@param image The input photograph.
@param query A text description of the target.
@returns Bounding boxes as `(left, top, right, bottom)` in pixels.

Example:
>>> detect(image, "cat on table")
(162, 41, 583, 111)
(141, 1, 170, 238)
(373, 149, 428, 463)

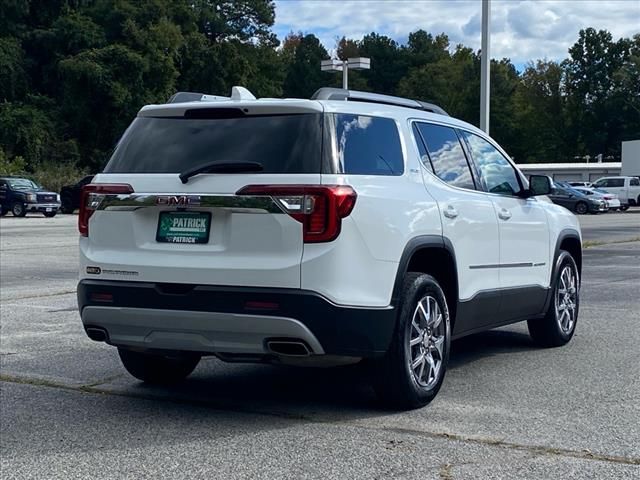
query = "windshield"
(104, 113, 323, 174)
(7, 179, 40, 190)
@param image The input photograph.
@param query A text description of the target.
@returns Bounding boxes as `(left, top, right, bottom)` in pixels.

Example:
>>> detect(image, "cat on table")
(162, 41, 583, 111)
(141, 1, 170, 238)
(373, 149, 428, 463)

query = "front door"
(459, 130, 550, 321)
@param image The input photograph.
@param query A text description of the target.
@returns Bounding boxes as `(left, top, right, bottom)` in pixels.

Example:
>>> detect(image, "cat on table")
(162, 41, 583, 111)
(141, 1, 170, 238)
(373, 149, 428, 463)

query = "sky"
(273, 0, 640, 66)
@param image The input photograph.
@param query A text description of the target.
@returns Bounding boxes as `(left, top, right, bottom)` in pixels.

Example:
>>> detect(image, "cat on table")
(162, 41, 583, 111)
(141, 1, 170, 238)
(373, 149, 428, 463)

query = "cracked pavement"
(1, 214, 639, 479)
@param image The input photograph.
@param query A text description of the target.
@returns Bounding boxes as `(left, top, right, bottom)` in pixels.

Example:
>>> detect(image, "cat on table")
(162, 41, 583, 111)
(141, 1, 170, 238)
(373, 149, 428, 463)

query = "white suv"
(77, 87, 582, 409)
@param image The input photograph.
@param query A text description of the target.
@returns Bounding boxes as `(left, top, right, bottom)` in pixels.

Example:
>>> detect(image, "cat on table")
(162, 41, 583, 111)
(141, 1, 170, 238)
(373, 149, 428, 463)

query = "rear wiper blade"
(179, 161, 263, 184)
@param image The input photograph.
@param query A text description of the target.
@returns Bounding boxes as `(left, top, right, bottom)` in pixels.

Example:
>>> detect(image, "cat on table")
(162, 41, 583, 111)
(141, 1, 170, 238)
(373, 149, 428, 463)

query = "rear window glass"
(330, 114, 403, 175)
(630, 177, 639, 186)
(103, 113, 323, 174)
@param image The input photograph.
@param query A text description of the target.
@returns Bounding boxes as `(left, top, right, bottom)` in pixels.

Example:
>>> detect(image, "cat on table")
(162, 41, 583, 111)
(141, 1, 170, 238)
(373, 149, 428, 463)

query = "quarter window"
(415, 123, 475, 190)
(333, 114, 404, 175)
(460, 131, 521, 196)
(411, 123, 433, 173)
(631, 178, 639, 186)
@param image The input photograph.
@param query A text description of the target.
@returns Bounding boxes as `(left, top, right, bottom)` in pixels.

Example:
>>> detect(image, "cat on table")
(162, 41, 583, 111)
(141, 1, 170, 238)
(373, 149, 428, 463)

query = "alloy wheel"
(555, 265, 578, 334)
(408, 295, 445, 389)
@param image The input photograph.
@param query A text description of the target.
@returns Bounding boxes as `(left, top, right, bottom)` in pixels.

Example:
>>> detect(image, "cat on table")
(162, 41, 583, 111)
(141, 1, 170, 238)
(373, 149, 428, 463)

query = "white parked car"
(572, 187, 621, 211)
(592, 176, 640, 210)
(77, 87, 583, 409)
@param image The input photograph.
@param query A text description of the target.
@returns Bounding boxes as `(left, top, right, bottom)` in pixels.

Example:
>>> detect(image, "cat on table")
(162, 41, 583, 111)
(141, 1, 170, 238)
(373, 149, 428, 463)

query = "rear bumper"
(77, 280, 396, 357)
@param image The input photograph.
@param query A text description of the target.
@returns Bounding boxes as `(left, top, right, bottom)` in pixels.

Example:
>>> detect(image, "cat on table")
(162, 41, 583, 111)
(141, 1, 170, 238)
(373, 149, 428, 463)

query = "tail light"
(236, 185, 357, 243)
(79, 183, 134, 236)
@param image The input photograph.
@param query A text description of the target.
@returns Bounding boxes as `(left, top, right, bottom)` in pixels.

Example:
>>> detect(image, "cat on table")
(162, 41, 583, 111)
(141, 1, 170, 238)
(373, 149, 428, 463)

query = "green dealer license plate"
(156, 211, 211, 244)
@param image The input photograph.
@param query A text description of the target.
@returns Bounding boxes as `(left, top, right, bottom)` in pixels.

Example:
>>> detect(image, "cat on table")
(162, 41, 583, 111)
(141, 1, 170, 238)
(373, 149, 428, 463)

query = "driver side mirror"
(528, 175, 552, 196)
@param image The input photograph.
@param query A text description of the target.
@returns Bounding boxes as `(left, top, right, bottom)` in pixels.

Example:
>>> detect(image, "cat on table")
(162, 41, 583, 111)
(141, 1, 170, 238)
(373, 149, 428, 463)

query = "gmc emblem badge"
(156, 195, 201, 206)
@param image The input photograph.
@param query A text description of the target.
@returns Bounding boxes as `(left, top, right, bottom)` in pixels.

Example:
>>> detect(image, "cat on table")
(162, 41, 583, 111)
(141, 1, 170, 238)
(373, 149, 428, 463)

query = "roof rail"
(311, 88, 448, 116)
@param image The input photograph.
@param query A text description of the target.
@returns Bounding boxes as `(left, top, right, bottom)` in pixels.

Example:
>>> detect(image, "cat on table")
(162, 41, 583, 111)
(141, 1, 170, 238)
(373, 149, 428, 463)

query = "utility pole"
(480, 0, 491, 134)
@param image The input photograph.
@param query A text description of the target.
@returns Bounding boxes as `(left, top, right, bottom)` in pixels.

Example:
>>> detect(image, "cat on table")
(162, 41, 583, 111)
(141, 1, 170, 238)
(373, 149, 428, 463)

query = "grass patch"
(583, 237, 640, 249)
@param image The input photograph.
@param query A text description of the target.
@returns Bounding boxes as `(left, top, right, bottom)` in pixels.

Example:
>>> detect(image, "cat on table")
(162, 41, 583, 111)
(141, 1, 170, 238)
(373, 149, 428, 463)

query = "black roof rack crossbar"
(311, 88, 448, 116)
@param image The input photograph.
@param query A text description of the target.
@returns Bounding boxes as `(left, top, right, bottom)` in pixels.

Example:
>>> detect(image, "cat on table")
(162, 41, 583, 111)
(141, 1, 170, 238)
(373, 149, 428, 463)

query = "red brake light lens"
(79, 183, 134, 237)
(236, 185, 357, 243)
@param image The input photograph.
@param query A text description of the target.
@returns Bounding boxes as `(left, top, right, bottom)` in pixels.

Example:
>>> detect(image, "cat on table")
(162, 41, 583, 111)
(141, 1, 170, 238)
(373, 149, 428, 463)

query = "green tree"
(511, 61, 567, 163)
(282, 34, 328, 98)
(358, 33, 407, 95)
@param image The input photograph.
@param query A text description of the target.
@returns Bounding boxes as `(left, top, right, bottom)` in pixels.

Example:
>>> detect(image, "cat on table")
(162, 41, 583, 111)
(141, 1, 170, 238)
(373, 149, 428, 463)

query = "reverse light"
(79, 183, 134, 236)
(236, 185, 357, 243)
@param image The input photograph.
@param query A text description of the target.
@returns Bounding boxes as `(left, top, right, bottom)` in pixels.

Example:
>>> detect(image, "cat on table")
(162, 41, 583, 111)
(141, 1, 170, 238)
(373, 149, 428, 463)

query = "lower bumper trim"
(78, 280, 396, 357)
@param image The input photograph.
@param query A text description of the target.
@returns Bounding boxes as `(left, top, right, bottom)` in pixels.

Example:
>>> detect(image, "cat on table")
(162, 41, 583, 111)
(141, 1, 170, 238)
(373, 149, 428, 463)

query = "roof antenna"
(231, 86, 256, 101)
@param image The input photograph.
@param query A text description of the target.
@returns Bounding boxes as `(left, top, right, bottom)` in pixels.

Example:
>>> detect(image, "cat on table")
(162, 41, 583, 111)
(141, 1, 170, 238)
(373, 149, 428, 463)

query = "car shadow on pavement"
(106, 328, 537, 417)
(448, 328, 535, 370)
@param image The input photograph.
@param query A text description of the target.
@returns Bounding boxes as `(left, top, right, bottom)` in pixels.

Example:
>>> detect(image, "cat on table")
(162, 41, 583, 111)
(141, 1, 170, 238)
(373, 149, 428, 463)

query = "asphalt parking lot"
(1, 213, 639, 479)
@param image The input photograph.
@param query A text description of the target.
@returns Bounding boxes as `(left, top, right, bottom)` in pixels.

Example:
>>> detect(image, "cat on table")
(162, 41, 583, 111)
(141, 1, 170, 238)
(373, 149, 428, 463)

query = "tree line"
(1, 0, 638, 184)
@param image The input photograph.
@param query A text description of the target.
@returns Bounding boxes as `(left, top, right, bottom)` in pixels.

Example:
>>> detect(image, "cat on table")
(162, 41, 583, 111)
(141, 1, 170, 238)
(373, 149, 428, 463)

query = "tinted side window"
(460, 131, 521, 196)
(333, 114, 403, 175)
(631, 178, 640, 186)
(606, 178, 624, 187)
(415, 123, 475, 190)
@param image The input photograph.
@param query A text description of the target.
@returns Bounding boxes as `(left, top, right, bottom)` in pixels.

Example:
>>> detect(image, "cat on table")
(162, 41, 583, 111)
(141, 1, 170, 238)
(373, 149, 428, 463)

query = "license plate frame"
(156, 211, 211, 244)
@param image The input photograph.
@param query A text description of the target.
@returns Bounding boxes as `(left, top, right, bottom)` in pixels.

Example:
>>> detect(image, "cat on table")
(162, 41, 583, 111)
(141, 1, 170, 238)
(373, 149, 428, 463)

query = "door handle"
(443, 205, 458, 219)
(498, 208, 512, 220)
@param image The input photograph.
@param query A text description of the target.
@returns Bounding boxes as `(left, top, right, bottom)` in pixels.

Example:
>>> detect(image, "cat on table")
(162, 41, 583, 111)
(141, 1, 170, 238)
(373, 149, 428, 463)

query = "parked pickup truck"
(0, 176, 61, 217)
(592, 176, 640, 210)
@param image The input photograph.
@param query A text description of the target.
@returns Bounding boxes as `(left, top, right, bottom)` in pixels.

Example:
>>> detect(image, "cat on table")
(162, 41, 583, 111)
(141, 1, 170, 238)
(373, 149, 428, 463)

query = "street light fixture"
(321, 57, 371, 90)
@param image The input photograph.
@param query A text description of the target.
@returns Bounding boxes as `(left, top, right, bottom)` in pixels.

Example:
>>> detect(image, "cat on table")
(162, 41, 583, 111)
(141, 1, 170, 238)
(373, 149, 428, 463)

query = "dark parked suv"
(60, 175, 94, 214)
(0, 177, 61, 217)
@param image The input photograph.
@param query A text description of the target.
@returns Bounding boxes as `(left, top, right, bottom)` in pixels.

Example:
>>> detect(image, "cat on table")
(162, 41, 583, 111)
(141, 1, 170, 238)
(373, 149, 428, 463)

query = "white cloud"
(274, 0, 640, 64)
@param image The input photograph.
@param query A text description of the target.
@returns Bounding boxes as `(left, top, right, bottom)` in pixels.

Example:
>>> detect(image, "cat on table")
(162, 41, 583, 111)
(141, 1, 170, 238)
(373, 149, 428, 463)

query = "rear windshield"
(104, 113, 323, 174)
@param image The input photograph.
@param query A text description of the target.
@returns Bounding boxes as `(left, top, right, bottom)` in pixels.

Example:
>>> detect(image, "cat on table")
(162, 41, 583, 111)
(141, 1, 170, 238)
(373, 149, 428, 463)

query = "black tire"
(43, 211, 57, 218)
(620, 204, 629, 211)
(528, 251, 579, 348)
(574, 201, 588, 215)
(11, 201, 26, 217)
(371, 273, 451, 410)
(0, 208, 7, 216)
(118, 348, 201, 384)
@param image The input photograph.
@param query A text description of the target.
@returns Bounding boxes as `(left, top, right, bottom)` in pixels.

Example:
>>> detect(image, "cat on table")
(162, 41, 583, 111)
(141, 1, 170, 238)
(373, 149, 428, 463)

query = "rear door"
(413, 121, 501, 333)
(82, 103, 324, 288)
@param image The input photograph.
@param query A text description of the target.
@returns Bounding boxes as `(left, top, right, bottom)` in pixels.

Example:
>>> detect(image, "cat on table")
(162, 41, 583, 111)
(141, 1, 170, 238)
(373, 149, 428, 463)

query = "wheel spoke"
(426, 353, 436, 382)
(410, 335, 422, 347)
(417, 357, 426, 382)
(411, 318, 421, 334)
(412, 352, 425, 370)
(418, 300, 430, 326)
(431, 336, 445, 359)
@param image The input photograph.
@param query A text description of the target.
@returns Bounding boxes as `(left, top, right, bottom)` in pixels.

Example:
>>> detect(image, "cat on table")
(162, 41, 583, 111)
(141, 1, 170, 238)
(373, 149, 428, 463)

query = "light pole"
(480, 0, 491, 134)
(321, 57, 371, 90)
